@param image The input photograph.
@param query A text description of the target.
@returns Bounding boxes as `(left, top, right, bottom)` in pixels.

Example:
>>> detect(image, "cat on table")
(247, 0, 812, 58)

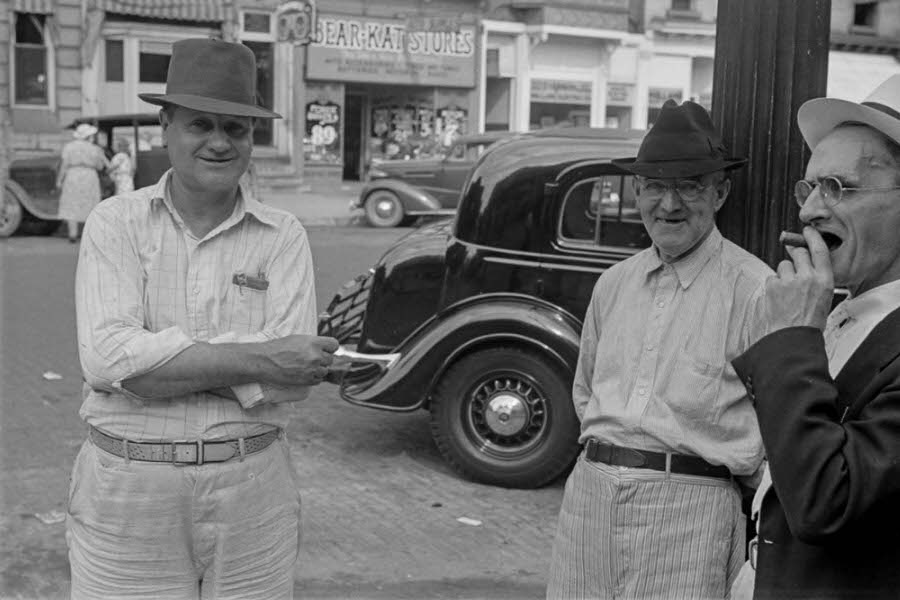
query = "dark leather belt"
(584, 439, 732, 480)
(89, 426, 280, 465)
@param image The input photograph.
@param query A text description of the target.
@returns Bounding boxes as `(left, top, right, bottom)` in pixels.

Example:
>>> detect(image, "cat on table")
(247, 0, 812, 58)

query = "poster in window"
(305, 100, 341, 163)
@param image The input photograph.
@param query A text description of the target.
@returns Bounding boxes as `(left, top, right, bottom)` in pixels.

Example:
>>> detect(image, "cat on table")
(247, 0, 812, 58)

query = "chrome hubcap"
(468, 376, 548, 453)
(484, 393, 528, 436)
(375, 199, 396, 218)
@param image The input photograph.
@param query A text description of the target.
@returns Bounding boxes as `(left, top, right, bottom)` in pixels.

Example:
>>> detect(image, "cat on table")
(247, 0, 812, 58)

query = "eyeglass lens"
(641, 180, 706, 201)
(794, 177, 841, 207)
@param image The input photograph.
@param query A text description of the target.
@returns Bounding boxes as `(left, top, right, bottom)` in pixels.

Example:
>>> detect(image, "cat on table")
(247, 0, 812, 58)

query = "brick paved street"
(0, 229, 566, 600)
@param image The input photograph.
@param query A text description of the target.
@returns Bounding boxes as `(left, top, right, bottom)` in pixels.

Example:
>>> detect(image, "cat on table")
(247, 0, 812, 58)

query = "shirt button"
(645, 344, 654, 351)
(637, 386, 647, 396)
(657, 301, 665, 308)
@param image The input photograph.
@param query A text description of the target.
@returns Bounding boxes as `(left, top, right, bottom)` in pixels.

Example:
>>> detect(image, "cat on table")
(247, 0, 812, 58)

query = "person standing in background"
(107, 137, 134, 195)
(56, 123, 108, 243)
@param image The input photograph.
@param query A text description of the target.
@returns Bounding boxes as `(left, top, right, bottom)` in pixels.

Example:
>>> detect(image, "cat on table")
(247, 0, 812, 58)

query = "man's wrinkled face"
(160, 106, 252, 195)
(799, 125, 900, 296)
(635, 172, 730, 262)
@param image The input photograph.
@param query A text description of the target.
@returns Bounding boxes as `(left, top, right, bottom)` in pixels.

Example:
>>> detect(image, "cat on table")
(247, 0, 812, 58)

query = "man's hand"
(764, 226, 834, 332)
(259, 334, 340, 386)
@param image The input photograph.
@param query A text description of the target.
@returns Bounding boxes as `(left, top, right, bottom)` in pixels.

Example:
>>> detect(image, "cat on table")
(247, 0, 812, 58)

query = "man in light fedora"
(68, 38, 338, 598)
(729, 74, 900, 599)
(546, 99, 773, 599)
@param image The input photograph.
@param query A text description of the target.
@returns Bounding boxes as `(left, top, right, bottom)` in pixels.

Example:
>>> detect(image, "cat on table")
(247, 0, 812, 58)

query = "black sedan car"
(320, 127, 648, 488)
(353, 131, 514, 227)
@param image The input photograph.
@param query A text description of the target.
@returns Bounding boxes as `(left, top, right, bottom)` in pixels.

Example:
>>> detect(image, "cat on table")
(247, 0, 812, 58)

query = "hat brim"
(139, 93, 281, 119)
(610, 157, 747, 178)
(798, 97, 900, 150)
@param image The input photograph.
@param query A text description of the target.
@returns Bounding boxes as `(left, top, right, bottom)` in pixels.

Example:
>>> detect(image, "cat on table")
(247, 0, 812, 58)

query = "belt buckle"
(170, 440, 202, 465)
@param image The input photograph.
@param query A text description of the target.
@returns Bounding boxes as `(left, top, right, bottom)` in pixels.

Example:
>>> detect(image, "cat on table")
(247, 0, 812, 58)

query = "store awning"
(12, 0, 55, 14)
(99, 0, 229, 22)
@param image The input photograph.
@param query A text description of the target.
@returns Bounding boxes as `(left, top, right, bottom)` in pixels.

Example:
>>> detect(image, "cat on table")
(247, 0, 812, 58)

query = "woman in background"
(108, 137, 134, 195)
(56, 123, 108, 243)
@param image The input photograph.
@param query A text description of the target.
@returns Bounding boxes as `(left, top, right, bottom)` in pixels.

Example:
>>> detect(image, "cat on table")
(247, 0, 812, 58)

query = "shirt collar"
(150, 169, 279, 231)
(643, 227, 723, 289)
(840, 278, 900, 321)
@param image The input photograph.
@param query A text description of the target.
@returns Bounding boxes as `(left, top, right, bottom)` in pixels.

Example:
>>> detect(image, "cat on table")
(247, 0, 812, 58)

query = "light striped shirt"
(575, 227, 773, 476)
(75, 170, 317, 441)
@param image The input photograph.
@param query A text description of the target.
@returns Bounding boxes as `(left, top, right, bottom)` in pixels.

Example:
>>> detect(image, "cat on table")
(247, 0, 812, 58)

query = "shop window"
(13, 13, 50, 106)
(671, 0, 692, 10)
(243, 12, 272, 34)
(243, 41, 275, 146)
(105, 40, 124, 83)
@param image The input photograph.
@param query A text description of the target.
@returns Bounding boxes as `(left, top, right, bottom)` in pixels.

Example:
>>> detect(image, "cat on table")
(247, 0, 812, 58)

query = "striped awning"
(12, 0, 55, 13)
(99, 0, 229, 22)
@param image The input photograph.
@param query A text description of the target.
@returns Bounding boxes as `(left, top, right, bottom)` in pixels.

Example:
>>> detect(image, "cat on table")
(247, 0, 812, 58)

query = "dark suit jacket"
(732, 307, 900, 600)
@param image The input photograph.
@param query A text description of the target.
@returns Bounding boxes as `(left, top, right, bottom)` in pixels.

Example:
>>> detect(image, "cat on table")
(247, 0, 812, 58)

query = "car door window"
(560, 175, 650, 249)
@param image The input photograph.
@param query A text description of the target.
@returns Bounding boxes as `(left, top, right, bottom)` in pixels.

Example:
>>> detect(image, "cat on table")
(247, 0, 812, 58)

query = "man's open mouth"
(820, 231, 843, 250)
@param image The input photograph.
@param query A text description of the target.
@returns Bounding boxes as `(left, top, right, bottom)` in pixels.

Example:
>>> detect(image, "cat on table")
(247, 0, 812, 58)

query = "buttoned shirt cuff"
(207, 331, 266, 408)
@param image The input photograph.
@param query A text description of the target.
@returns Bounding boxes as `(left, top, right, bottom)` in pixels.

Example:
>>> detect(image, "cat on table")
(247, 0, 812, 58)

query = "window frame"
(557, 174, 644, 250)
(10, 11, 56, 110)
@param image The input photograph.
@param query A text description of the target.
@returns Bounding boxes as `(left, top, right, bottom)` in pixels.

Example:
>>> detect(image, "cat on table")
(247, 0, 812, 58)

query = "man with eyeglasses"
(729, 75, 900, 599)
(547, 100, 773, 599)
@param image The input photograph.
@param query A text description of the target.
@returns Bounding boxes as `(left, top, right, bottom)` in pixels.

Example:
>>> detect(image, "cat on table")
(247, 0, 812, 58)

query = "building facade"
(3, 0, 900, 192)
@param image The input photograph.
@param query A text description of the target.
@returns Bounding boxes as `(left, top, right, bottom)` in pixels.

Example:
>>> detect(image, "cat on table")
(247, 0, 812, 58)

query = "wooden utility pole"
(712, 0, 832, 267)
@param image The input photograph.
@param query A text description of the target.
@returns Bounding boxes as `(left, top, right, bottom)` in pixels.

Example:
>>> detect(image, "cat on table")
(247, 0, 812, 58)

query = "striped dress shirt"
(575, 227, 773, 477)
(75, 171, 317, 442)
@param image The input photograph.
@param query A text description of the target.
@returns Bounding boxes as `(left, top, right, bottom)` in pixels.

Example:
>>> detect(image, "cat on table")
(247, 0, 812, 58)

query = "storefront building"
(304, 9, 480, 181)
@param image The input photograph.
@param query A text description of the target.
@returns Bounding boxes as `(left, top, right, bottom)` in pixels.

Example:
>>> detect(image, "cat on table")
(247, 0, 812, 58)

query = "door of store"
(343, 93, 364, 180)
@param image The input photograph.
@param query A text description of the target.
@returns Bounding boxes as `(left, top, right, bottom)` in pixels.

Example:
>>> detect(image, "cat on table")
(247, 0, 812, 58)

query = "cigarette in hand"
(779, 231, 807, 248)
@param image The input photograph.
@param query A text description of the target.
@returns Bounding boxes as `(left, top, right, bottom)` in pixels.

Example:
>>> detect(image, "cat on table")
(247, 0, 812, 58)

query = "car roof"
(66, 113, 160, 129)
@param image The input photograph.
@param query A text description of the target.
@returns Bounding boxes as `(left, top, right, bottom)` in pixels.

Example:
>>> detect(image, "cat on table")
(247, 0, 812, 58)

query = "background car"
(1, 113, 167, 238)
(320, 127, 650, 488)
(353, 131, 515, 228)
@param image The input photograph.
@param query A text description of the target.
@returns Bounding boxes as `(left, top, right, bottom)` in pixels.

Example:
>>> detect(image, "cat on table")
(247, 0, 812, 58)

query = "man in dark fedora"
(546, 99, 773, 599)
(68, 38, 338, 598)
(729, 74, 900, 599)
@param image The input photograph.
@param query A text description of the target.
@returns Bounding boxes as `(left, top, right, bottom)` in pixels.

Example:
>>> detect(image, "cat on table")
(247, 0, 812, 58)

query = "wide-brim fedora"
(798, 74, 900, 150)
(612, 99, 746, 178)
(139, 38, 281, 119)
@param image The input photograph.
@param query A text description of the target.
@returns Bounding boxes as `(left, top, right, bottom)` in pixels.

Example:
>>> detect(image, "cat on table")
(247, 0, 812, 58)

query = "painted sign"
(306, 14, 477, 87)
(276, 0, 316, 45)
(530, 79, 592, 105)
(648, 87, 683, 107)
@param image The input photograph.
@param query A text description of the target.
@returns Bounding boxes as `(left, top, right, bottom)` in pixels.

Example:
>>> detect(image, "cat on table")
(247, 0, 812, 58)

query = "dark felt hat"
(612, 100, 745, 178)
(139, 38, 281, 119)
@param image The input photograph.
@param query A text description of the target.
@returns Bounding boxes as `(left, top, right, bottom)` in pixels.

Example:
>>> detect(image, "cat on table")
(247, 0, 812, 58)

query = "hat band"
(862, 101, 900, 122)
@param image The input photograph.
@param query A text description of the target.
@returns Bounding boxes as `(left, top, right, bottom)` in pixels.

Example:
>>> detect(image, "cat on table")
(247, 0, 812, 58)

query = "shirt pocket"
(227, 284, 268, 334)
(664, 352, 725, 424)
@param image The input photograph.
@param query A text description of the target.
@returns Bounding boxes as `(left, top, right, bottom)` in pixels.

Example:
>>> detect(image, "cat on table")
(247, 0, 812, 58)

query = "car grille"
(317, 270, 373, 345)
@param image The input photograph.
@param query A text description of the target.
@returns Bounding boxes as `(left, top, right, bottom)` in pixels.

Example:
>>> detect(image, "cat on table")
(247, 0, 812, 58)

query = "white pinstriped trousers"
(547, 456, 745, 600)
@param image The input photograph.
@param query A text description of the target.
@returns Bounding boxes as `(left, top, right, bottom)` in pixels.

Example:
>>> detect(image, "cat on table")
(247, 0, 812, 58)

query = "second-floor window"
(853, 2, 878, 29)
(671, 0, 693, 11)
(13, 12, 49, 106)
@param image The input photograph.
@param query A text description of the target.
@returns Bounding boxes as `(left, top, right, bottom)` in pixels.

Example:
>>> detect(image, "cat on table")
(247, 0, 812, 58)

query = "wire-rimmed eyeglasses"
(636, 177, 712, 203)
(794, 176, 900, 208)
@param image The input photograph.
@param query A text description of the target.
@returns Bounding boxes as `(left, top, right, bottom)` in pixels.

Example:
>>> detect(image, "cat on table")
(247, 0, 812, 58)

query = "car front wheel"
(364, 190, 404, 228)
(429, 347, 581, 488)
(0, 181, 24, 238)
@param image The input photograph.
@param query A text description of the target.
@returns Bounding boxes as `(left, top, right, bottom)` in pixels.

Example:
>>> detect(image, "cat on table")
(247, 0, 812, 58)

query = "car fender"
(359, 179, 442, 213)
(339, 293, 582, 411)
(5, 178, 59, 220)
